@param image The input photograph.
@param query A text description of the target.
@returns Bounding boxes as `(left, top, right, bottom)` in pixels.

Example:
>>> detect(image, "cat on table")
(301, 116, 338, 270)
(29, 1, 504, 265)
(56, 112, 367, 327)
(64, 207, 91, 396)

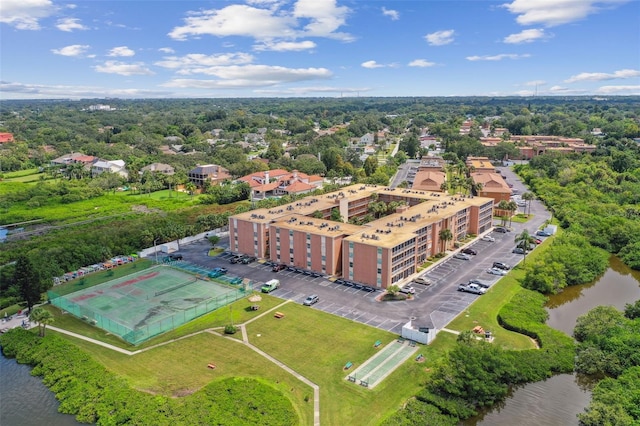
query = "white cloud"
(94, 61, 154, 76)
(595, 85, 640, 94)
(425, 29, 455, 46)
(466, 53, 530, 61)
(169, 1, 353, 42)
(361, 61, 383, 69)
(502, 0, 630, 27)
(107, 46, 135, 57)
(523, 80, 546, 86)
(565, 69, 640, 83)
(255, 86, 370, 95)
(159, 47, 175, 54)
(0, 0, 54, 30)
(547, 85, 587, 94)
(253, 40, 316, 51)
(51, 44, 90, 57)
(293, 0, 352, 40)
(56, 17, 88, 32)
(162, 65, 332, 89)
(503, 28, 547, 44)
(155, 53, 254, 74)
(0, 81, 173, 99)
(382, 7, 399, 20)
(408, 59, 436, 68)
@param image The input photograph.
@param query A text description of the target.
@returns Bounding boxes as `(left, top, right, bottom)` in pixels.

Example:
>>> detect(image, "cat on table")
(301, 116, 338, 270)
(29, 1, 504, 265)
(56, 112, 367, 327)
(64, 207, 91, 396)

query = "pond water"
(0, 354, 81, 426)
(463, 256, 640, 425)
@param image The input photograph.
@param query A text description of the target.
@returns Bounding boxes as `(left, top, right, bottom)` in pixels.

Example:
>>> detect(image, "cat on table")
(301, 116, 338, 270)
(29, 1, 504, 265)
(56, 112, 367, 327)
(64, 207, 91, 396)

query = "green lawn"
(57, 331, 314, 425)
(245, 303, 428, 426)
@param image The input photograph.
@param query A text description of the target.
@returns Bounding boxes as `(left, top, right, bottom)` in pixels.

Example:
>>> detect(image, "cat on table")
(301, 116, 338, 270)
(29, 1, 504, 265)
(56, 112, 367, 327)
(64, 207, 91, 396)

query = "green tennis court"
(49, 265, 247, 345)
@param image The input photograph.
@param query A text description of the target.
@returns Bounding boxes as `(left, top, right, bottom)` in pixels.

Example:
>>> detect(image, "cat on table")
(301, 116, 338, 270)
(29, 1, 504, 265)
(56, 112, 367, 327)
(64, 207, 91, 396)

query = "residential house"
(50, 152, 96, 167)
(188, 164, 230, 187)
(140, 163, 175, 176)
(238, 169, 323, 199)
(0, 133, 14, 144)
(92, 159, 128, 178)
(471, 172, 511, 204)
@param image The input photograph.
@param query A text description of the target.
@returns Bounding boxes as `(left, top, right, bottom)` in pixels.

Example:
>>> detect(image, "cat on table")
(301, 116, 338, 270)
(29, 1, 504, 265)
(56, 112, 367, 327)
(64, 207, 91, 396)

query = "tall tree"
(522, 192, 535, 216)
(30, 307, 54, 337)
(514, 229, 535, 263)
(439, 228, 453, 253)
(14, 256, 46, 312)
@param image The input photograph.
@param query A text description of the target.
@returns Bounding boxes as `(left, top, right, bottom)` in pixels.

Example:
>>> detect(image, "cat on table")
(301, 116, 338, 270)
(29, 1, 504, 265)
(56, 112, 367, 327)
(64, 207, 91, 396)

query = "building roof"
(411, 170, 445, 191)
(471, 172, 510, 193)
(0, 133, 15, 143)
(233, 184, 494, 249)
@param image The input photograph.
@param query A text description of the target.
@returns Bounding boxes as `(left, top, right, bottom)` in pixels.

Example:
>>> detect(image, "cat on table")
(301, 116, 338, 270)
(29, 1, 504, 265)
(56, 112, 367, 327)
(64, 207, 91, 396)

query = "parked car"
(272, 263, 287, 272)
(303, 295, 319, 306)
(534, 238, 543, 244)
(536, 230, 552, 237)
(413, 277, 432, 286)
(494, 227, 508, 233)
(512, 247, 526, 254)
(229, 255, 242, 264)
(469, 279, 492, 288)
(487, 267, 508, 276)
(399, 285, 415, 295)
(240, 256, 256, 264)
(492, 261, 510, 270)
(481, 235, 495, 242)
(168, 253, 183, 261)
(260, 279, 280, 293)
(457, 283, 486, 295)
(212, 267, 227, 274)
(461, 248, 478, 255)
(453, 253, 471, 261)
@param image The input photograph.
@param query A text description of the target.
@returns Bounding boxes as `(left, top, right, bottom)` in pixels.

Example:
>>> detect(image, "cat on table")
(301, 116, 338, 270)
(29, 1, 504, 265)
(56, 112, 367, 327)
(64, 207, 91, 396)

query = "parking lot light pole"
(153, 238, 160, 264)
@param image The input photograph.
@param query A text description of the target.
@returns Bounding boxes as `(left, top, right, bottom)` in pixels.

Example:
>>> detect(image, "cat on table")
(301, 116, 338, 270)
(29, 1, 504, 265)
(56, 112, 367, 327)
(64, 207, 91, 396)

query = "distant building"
(0, 133, 15, 144)
(480, 135, 596, 159)
(91, 159, 128, 178)
(50, 152, 96, 167)
(188, 164, 230, 187)
(140, 163, 175, 176)
(238, 169, 323, 199)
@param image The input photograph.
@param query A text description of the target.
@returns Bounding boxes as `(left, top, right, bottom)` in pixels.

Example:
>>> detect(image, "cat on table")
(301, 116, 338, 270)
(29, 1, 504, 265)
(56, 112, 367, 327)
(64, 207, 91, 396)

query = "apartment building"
(229, 184, 493, 289)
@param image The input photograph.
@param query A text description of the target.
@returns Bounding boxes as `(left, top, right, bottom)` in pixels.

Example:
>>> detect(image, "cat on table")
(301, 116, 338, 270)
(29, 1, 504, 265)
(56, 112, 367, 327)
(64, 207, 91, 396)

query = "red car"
(272, 263, 287, 272)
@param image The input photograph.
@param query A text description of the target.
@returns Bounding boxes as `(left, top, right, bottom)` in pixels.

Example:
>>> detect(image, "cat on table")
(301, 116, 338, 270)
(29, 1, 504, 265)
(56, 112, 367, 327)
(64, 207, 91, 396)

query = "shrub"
(224, 324, 237, 334)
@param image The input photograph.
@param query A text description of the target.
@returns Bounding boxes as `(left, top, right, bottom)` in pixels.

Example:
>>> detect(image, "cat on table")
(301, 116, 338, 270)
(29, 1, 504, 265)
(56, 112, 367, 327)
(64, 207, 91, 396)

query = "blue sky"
(1, 0, 639, 99)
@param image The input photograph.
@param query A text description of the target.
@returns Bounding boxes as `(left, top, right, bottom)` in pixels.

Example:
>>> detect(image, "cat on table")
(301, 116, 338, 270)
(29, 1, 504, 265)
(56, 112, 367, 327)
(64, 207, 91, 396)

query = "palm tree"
(185, 182, 196, 200)
(496, 200, 510, 227)
(522, 192, 535, 216)
(439, 228, 453, 253)
(440, 181, 449, 194)
(507, 200, 518, 226)
(30, 308, 54, 337)
(514, 229, 535, 263)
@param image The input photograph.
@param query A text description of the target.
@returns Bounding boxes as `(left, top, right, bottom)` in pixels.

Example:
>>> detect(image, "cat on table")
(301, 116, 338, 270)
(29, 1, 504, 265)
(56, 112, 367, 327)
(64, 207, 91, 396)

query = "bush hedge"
(0, 329, 297, 425)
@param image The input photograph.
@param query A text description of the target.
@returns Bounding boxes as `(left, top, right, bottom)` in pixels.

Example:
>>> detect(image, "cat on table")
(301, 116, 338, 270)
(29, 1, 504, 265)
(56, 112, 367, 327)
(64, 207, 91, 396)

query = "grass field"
(43, 235, 558, 424)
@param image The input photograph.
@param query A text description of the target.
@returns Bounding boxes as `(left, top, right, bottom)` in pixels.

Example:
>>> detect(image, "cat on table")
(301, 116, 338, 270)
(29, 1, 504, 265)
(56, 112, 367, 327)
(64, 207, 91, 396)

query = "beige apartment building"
(229, 184, 493, 289)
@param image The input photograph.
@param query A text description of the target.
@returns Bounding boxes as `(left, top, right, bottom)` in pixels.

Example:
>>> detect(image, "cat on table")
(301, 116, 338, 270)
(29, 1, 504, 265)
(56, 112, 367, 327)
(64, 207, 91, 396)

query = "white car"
(481, 235, 495, 242)
(399, 285, 416, 294)
(487, 267, 508, 276)
(453, 253, 471, 261)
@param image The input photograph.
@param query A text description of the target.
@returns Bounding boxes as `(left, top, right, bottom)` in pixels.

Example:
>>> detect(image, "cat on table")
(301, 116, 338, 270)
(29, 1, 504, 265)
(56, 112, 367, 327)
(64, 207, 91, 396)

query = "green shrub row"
(498, 289, 576, 374)
(0, 329, 297, 425)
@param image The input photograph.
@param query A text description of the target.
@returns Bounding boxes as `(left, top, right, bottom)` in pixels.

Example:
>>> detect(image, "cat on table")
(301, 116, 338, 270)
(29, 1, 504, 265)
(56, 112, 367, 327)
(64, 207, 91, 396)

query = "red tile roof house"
(0, 133, 15, 143)
(238, 169, 323, 200)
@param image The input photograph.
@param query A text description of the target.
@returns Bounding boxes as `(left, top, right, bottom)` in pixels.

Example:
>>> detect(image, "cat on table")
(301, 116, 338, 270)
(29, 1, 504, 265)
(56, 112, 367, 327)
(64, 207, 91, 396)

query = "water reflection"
(462, 256, 640, 426)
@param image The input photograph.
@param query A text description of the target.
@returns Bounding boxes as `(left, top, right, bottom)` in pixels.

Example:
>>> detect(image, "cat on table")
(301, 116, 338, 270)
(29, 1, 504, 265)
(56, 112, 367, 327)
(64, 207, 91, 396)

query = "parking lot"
(161, 169, 552, 336)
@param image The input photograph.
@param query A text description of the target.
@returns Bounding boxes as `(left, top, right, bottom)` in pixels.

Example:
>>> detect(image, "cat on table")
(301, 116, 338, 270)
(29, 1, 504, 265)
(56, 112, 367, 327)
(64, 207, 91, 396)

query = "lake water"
(0, 354, 81, 425)
(463, 256, 640, 426)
